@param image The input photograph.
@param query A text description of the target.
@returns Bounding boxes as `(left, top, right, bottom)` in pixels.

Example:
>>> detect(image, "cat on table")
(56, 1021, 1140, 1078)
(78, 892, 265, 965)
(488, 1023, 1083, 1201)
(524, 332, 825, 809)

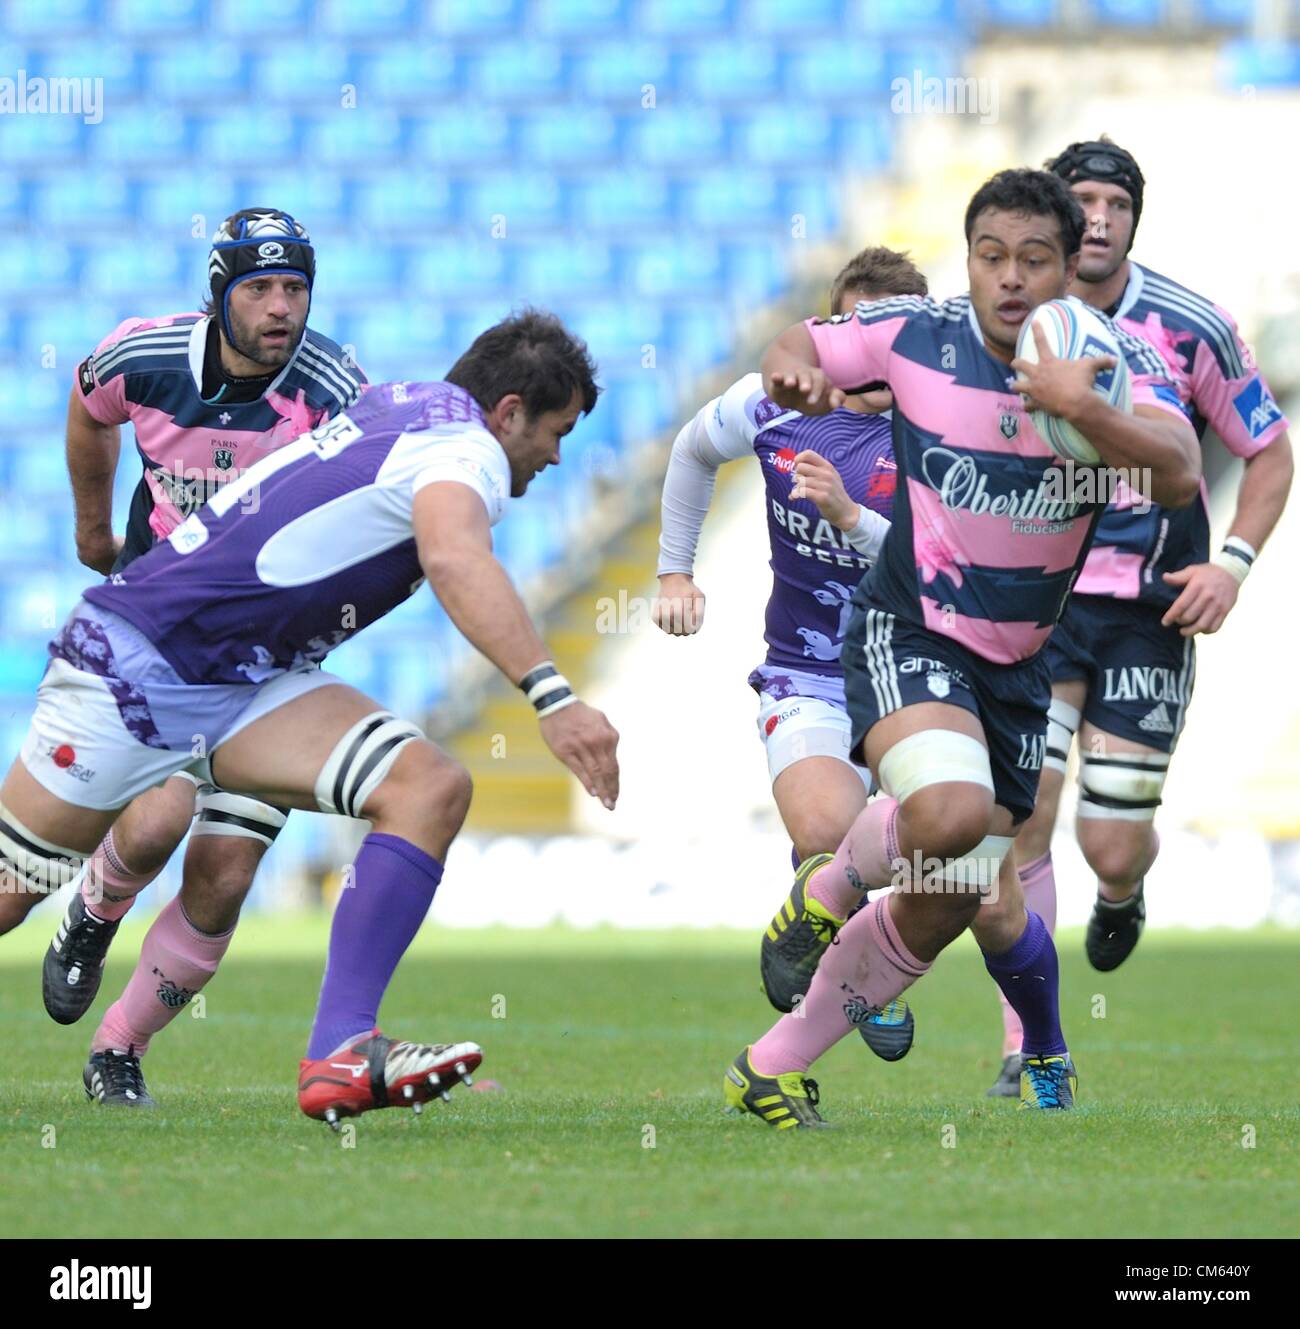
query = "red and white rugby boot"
(297, 1028, 482, 1129)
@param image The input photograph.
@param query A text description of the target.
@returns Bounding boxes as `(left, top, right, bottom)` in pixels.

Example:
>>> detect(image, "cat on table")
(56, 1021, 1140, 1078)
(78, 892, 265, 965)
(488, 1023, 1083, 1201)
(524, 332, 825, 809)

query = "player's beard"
(226, 309, 303, 371)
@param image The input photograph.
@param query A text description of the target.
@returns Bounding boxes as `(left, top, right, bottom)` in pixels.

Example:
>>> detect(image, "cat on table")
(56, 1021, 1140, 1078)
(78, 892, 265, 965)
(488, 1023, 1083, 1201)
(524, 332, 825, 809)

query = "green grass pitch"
(1, 916, 1295, 1238)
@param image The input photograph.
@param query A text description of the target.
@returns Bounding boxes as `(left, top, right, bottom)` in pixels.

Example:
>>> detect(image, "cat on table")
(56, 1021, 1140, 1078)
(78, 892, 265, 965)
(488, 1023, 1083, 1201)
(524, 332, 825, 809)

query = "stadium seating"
(5, 0, 1277, 871)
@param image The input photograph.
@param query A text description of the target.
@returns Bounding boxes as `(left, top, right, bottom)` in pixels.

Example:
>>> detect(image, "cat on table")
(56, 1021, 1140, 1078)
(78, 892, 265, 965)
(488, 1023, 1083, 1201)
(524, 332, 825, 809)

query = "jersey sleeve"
(409, 428, 512, 526)
(1186, 307, 1288, 458)
(1115, 324, 1191, 423)
(804, 298, 916, 391)
(702, 372, 791, 458)
(76, 316, 152, 426)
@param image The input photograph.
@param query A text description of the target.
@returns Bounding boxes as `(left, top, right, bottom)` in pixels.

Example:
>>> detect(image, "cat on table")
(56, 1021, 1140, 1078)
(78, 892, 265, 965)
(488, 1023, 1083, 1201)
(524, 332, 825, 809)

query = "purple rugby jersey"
(82, 382, 511, 685)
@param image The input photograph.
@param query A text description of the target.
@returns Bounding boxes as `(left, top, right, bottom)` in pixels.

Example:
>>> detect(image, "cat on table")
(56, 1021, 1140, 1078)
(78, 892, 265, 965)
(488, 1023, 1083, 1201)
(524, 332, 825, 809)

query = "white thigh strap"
(1044, 697, 1081, 775)
(1078, 750, 1169, 821)
(193, 790, 289, 846)
(314, 712, 424, 818)
(0, 799, 85, 895)
(877, 729, 993, 804)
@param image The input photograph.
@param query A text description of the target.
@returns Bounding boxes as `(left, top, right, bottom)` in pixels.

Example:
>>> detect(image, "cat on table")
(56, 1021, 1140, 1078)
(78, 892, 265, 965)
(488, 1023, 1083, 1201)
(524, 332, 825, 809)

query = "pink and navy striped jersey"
(805, 293, 1187, 665)
(77, 313, 366, 566)
(1073, 263, 1288, 604)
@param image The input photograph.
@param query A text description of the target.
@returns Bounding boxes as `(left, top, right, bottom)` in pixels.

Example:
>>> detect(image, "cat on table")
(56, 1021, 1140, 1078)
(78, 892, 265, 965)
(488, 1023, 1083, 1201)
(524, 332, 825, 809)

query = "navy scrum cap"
(208, 209, 315, 344)
(1047, 139, 1145, 245)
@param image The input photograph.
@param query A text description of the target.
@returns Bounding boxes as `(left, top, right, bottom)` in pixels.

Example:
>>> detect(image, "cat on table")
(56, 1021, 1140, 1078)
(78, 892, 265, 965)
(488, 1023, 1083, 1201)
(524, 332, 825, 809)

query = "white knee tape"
(877, 729, 993, 804)
(0, 799, 86, 895)
(314, 712, 424, 819)
(1044, 698, 1081, 776)
(941, 833, 1014, 891)
(1078, 751, 1169, 821)
(193, 790, 289, 846)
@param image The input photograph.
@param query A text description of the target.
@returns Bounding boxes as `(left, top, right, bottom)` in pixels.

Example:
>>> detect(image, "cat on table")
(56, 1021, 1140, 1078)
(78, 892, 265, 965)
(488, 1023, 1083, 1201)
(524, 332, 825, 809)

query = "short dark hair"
(830, 246, 928, 309)
(447, 308, 600, 420)
(963, 169, 1085, 257)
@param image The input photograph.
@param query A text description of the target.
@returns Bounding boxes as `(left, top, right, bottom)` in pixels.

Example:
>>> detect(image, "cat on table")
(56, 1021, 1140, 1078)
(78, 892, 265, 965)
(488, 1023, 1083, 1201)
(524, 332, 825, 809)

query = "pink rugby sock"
(92, 898, 234, 1056)
(999, 851, 1058, 1056)
(806, 796, 901, 919)
(82, 828, 163, 924)
(751, 893, 929, 1075)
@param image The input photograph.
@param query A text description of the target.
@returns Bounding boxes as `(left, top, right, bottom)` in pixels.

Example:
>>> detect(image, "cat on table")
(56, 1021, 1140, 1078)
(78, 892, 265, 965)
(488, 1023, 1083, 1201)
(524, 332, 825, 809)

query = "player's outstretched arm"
(415, 480, 619, 809)
(760, 322, 845, 415)
(65, 385, 124, 574)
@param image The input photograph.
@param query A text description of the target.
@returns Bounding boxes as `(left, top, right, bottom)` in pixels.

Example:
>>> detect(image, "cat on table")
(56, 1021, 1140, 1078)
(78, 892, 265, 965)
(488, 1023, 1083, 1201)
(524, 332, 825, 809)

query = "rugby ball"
(1015, 297, 1132, 464)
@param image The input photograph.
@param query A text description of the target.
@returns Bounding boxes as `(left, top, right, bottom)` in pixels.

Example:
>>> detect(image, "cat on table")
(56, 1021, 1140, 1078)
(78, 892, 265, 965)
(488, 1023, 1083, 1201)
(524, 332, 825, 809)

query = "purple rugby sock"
(306, 833, 443, 1060)
(980, 909, 1068, 1058)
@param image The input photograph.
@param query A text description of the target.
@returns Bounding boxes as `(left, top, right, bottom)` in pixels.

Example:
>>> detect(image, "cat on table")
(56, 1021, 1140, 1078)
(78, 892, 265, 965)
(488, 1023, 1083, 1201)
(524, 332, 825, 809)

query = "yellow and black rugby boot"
(1018, 1053, 1078, 1110)
(760, 853, 845, 1012)
(846, 994, 915, 1061)
(723, 1047, 830, 1129)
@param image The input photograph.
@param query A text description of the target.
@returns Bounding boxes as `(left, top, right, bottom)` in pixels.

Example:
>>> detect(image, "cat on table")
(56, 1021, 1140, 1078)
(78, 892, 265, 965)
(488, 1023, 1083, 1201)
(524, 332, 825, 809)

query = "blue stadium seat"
(322, 246, 403, 298)
(778, 174, 841, 240)
(535, 0, 631, 36)
(30, 171, 130, 228)
(734, 106, 834, 166)
(849, 0, 965, 31)
(596, 375, 675, 446)
(212, 0, 312, 34)
(566, 172, 672, 231)
(90, 106, 189, 165)
(636, 0, 733, 35)
(426, 0, 523, 36)
(679, 40, 781, 102)
(978, 0, 1058, 23)
(352, 174, 458, 230)
(834, 112, 894, 170)
(0, 241, 76, 296)
(562, 302, 666, 371)
(1190, 0, 1252, 23)
(1087, 0, 1166, 23)
(198, 111, 300, 167)
(0, 176, 25, 230)
(465, 44, 567, 102)
(317, 0, 422, 34)
(33, 41, 141, 104)
(511, 240, 615, 299)
(237, 174, 351, 231)
(147, 40, 250, 102)
(1222, 39, 1300, 87)
(22, 302, 125, 360)
(621, 237, 725, 300)
(879, 42, 962, 85)
(81, 242, 183, 298)
(626, 108, 726, 165)
(677, 168, 781, 231)
(782, 41, 890, 101)
(110, 0, 205, 34)
(0, 114, 83, 165)
(445, 302, 516, 355)
(665, 305, 733, 373)
(405, 242, 508, 297)
(343, 308, 451, 370)
(250, 47, 353, 104)
(569, 40, 673, 100)
(299, 112, 403, 165)
(10, 439, 73, 498)
(0, 644, 50, 694)
(723, 239, 789, 304)
(407, 110, 512, 166)
(136, 172, 229, 231)
(516, 109, 620, 166)
(5, 0, 99, 35)
(746, 0, 845, 34)
(461, 172, 565, 229)
(356, 48, 461, 102)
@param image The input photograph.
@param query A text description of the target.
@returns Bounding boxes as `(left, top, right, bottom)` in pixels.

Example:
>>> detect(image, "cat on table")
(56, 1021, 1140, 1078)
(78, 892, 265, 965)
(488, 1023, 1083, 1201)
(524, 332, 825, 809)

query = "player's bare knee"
(369, 742, 472, 836)
(791, 812, 852, 861)
(901, 788, 991, 862)
(183, 833, 263, 909)
(1081, 829, 1154, 889)
(114, 792, 193, 875)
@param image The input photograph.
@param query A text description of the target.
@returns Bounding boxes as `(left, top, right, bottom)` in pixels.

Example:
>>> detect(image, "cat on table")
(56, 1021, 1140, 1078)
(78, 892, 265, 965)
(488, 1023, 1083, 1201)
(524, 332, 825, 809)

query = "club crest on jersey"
(212, 445, 235, 471)
(926, 672, 950, 699)
(1232, 378, 1283, 441)
(753, 396, 787, 428)
(999, 411, 1019, 440)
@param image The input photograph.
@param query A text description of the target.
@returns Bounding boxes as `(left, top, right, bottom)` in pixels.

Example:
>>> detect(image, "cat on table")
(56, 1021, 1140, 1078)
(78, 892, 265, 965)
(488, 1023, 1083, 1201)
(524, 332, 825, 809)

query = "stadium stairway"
(447, 520, 662, 833)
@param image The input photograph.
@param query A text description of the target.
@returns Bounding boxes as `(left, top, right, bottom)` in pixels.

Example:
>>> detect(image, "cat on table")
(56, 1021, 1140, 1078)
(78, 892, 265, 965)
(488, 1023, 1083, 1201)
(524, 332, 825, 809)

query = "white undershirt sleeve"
(844, 504, 891, 561)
